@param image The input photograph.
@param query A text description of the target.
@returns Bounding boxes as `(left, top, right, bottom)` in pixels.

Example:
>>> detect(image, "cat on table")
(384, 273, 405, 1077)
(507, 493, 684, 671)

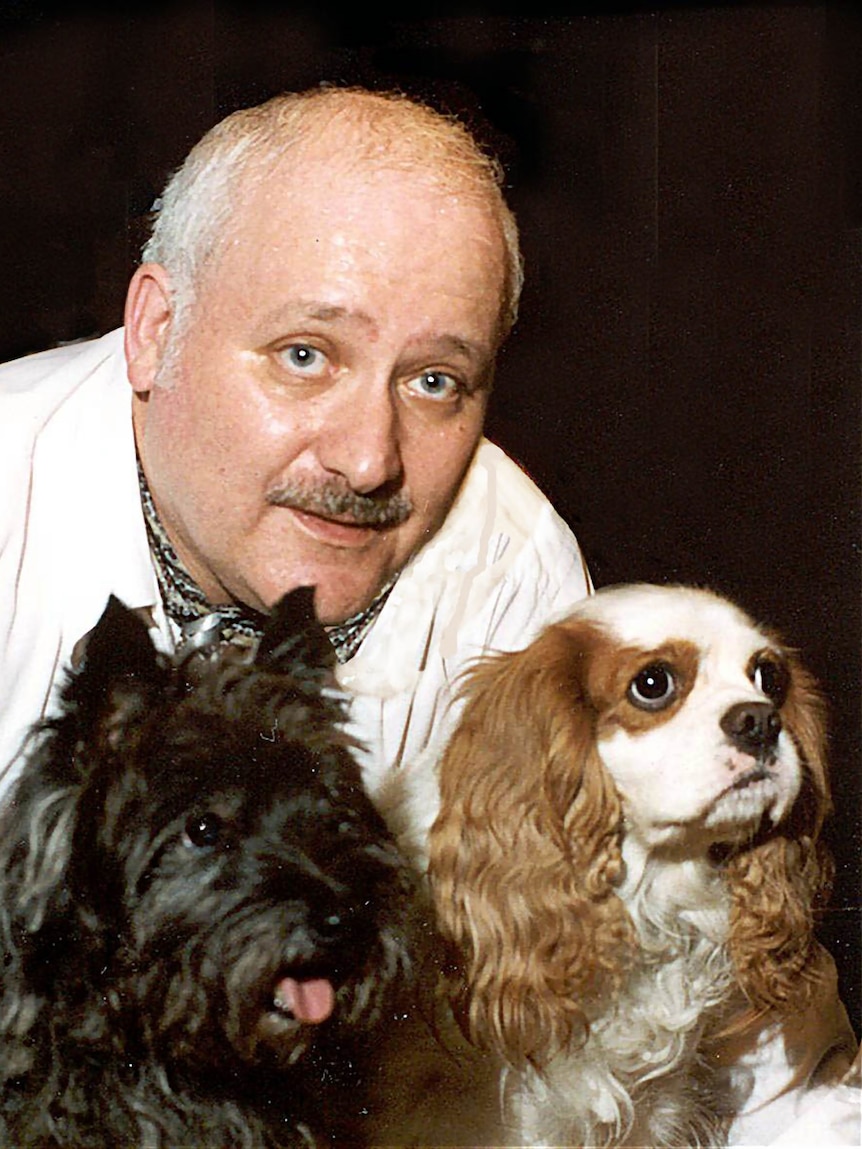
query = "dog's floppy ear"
(256, 586, 335, 675)
(727, 650, 834, 1012)
(429, 620, 636, 1070)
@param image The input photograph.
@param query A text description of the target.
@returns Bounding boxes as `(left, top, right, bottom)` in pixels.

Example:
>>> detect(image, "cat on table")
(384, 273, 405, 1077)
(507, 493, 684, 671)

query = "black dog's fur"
(0, 589, 433, 1147)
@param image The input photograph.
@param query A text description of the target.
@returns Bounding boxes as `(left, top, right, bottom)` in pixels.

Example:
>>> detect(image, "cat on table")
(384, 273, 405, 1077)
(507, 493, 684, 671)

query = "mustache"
(266, 478, 413, 528)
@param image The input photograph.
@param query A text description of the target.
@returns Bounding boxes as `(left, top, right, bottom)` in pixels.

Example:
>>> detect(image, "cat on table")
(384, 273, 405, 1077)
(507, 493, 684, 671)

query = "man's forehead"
(229, 112, 502, 226)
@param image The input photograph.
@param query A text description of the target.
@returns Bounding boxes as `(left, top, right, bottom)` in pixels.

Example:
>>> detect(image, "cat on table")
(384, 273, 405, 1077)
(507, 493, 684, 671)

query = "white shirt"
(0, 327, 858, 1146)
(0, 328, 592, 797)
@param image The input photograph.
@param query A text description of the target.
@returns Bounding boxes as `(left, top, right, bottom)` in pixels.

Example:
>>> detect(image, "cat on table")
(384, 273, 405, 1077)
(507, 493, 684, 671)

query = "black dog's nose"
(721, 701, 782, 756)
(303, 881, 367, 952)
(313, 903, 354, 945)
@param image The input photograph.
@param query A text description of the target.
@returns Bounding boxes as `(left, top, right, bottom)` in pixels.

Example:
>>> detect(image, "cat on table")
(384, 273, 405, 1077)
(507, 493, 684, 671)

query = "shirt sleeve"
(770, 1054, 861, 1146)
(716, 950, 860, 1146)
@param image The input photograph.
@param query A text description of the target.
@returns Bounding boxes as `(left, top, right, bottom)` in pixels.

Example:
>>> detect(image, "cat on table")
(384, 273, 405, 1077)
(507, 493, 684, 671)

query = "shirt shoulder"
(0, 330, 127, 476)
(339, 438, 592, 697)
(431, 438, 593, 652)
(0, 329, 125, 400)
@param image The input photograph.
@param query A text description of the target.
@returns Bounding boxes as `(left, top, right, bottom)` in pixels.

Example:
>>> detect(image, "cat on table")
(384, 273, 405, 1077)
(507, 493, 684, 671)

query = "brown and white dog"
(429, 583, 835, 1147)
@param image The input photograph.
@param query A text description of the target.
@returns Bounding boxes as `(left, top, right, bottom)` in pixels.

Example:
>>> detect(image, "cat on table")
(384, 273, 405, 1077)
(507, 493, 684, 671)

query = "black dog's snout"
(721, 701, 782, 756)
(312, 899, 354, 945)
(275, 864, 370, 955)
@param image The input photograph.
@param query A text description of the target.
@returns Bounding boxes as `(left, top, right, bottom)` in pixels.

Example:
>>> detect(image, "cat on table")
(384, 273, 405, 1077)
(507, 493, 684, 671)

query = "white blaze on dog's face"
(576, 584, 803, 851)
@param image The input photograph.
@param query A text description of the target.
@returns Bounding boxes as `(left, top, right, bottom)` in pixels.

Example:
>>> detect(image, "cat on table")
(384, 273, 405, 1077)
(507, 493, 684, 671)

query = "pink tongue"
(275, 976, 336, 1024)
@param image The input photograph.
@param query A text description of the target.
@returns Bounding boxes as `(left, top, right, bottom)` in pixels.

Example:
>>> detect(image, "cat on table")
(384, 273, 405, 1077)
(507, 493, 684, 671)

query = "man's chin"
(311, 584, 391, 626)
(252, 576, 392, 627)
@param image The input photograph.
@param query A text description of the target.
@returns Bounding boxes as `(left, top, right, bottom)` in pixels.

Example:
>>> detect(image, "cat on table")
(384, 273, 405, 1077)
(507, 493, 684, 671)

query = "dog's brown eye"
(628, 663, 676, 711)
(184, 812, 223, 848)
(751, 655, 788, 705)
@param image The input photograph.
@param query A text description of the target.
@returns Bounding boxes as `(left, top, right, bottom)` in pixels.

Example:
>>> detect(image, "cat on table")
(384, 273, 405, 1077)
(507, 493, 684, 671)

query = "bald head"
(143, 86, 523, 344)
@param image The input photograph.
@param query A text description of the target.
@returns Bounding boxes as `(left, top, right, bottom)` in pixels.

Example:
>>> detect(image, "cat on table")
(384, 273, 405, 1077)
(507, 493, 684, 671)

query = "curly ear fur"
(727, 649, 834, 1012)
(429, 621, 636, 1069)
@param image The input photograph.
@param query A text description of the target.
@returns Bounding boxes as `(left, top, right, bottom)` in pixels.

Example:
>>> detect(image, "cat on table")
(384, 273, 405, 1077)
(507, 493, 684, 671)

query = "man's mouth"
(285, 507, 387, 547)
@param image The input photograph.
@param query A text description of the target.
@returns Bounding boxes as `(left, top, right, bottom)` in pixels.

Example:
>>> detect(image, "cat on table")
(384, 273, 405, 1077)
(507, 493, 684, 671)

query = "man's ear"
(124, 262, 175, 395)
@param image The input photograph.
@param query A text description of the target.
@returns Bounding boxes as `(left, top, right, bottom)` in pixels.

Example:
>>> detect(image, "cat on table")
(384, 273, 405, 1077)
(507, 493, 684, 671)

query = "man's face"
(128, 150, 507, 623)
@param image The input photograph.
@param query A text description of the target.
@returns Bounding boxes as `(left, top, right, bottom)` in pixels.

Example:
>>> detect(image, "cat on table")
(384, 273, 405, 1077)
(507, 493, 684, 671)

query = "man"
(0, 85, 857, 1144)
(0, 87, 591, 807)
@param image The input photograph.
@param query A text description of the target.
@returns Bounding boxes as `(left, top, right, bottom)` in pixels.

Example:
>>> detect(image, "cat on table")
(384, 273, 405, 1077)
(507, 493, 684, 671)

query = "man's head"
(126, 86, 520, 623)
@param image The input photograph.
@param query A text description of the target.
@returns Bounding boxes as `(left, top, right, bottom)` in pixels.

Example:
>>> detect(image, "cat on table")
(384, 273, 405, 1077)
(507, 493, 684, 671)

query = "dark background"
(1, 1, 859, 1033)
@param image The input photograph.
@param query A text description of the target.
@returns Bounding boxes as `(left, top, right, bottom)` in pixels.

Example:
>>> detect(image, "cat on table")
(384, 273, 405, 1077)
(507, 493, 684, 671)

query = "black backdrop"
(1, 1, 859, 1032)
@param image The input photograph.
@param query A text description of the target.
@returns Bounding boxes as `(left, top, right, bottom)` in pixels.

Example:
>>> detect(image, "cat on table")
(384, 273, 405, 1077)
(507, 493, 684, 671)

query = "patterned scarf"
(137, 457, 393, 662)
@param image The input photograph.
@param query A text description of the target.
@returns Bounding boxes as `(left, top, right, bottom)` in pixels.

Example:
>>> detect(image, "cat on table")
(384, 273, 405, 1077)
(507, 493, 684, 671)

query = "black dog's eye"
(183, 812, 223, 849)
(628, 663, 677, 711)
(751, 654, 789, 706)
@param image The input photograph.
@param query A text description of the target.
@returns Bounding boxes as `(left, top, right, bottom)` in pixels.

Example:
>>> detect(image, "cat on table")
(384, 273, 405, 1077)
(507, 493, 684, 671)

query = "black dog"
(0, 589, 432, 1147)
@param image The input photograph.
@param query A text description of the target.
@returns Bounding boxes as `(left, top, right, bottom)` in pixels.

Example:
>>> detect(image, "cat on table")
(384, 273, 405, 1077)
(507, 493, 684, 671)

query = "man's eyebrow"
(258, 300, 377, 330)
(424, 333, 487, 362)
(301, 303, 367, 324)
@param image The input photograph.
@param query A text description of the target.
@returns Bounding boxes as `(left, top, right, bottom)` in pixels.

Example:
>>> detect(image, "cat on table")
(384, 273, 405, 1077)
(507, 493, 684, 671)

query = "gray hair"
(142, 85, 524, 342)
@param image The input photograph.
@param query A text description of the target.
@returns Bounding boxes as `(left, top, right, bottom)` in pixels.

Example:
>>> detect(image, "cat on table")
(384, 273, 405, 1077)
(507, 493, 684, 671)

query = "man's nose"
(316, 381, 403, 494)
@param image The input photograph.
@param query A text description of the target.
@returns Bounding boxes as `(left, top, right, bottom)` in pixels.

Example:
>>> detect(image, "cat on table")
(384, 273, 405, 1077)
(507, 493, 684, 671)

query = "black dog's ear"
(78, 595, 165, 686)
(64, 596, 168, 740)
(256, 586, 335, 674)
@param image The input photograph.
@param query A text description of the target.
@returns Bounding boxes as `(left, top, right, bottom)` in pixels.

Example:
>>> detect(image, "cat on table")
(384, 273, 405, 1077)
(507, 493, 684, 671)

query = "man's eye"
(278, 344, 328, 376)
(406, 371, 461, 401)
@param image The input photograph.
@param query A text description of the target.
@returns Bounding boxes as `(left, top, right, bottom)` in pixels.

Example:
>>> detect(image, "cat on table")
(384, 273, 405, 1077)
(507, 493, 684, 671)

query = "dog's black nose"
(721, 701, 782, 755)
(314, 904, 352, 945)
(300, 882, 366, 951)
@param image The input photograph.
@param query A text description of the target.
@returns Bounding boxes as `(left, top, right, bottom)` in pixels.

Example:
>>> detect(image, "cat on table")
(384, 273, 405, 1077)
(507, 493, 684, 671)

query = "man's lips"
(286, 506, 385, 547)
